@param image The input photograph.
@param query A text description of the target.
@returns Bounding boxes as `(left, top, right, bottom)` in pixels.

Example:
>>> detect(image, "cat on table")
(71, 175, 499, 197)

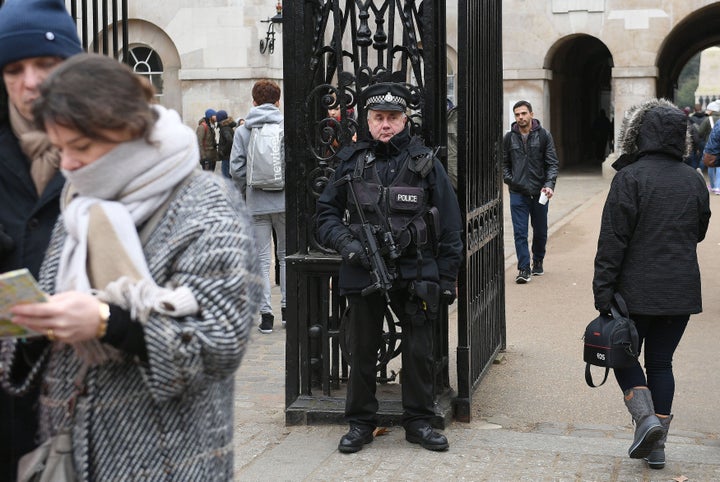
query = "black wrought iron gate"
(453, 0, 506, 422)
(283, 0, 504, 425)
(0, 0, 129, 61)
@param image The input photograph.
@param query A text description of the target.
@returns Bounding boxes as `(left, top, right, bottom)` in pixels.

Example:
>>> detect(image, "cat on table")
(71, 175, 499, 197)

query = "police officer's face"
(368, 110, 407, 143)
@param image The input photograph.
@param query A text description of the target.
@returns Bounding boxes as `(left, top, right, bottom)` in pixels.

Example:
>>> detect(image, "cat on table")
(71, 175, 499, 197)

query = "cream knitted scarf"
(57, 105, 201, 364)
(8, 102, 60, 195)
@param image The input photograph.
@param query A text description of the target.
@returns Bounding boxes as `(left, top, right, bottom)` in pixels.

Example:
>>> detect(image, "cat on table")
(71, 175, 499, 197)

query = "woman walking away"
(593, 98, 710, 469)
(1, 53, 261, 481)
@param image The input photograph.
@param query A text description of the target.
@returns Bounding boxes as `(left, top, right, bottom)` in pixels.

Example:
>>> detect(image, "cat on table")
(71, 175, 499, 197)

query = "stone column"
(603, 66, 658, 178)
(503, 69, 553, 131)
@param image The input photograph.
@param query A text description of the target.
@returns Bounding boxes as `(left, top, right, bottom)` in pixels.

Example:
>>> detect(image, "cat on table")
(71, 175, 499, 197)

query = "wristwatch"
(97, 302, 110, 339)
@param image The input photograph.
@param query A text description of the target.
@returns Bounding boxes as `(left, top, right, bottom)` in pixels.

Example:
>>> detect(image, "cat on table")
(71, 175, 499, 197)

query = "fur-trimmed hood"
(614, 98, 692, 171)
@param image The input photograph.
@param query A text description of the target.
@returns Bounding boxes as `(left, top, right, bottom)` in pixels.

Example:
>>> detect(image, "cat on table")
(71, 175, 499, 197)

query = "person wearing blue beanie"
(0, 0, 83, 72)
(0, 0, 83, 479)
(197, 108, 218, 171)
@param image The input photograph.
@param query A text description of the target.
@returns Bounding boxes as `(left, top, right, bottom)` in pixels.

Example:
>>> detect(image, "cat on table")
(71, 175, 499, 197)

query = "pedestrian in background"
(230, 79, 286, 333)
(697, 101, 720, 193)
(3, 53, 262, 480)
(216, 109, 237, 179)
(0, 0, 83, 478)
(197, 107, 218, 171)
(316, 82, 463, 454)
(688, 103, 708, 173)
(593, 98, 710, 469)
(503, 100, 559, 284)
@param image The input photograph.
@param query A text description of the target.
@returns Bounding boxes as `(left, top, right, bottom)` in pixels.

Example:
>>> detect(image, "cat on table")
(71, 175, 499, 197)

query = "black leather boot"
(405, 421, 449, 451)
(338, 425, 374, 453)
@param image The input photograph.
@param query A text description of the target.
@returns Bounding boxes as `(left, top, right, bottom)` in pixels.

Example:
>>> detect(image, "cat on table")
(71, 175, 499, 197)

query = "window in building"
(126, 46, 164, 97)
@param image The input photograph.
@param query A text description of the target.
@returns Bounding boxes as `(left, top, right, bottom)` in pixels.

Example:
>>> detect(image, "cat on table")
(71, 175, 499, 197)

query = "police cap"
(362, 83, 411, 112)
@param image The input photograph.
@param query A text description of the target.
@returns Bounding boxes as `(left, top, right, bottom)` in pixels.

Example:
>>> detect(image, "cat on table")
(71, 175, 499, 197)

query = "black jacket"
(0, 121, 63, 480)
(316, 128, 463, 294)
(502, 119, 559, 197)
(217, 119, 236, 161)
(593, 103, 711, 315)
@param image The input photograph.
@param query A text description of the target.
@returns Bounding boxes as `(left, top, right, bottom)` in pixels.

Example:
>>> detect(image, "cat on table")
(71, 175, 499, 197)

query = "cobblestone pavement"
(233, 170, 720, 481)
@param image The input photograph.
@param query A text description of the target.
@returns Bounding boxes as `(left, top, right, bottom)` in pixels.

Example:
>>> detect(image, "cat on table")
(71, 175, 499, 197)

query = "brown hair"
(32, 53, 158, 143)
(252, 79, 281, 105)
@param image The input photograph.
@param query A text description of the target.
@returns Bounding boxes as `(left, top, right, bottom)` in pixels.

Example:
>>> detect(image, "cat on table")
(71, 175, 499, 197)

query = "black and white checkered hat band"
(366, 92, 407, 108)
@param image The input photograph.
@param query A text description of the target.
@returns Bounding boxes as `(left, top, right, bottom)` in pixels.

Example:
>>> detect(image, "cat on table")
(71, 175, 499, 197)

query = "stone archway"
(657, 3, 720, 100)
(92, 20, 182, 117)
(545, 35, 613, 171)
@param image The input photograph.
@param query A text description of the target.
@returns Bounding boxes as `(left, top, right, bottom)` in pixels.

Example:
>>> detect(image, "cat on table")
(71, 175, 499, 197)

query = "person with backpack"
(502, 100, 559, 284)
(216, 109, 237, 179)
(230, 79, 286, 333)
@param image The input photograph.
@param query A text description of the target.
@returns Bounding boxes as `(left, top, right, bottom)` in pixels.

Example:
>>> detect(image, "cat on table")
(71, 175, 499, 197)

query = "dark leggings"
(613, 314, 689, 415)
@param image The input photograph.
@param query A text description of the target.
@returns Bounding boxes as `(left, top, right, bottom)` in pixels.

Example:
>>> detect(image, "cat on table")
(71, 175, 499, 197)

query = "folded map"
(0, 268, 46, 339)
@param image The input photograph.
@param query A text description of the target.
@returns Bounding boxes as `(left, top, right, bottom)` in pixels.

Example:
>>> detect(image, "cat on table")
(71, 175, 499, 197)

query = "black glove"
(440, 279, 456, 305)
(337, 236, 370, 270)
(0, 223, 15, 257)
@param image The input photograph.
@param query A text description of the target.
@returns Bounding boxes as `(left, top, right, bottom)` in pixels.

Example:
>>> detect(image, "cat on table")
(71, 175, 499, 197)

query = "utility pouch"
(404, 298, 427, 326)
(407, 280, 440, 325)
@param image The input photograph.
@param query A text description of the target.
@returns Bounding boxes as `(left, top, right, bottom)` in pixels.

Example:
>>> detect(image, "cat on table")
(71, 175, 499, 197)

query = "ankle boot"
(623, 388, 663, 459)
(645, 414, 672, 469)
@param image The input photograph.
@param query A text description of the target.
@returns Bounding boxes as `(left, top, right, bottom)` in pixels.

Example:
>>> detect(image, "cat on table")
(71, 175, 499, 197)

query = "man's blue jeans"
(509, 192, 548, 270)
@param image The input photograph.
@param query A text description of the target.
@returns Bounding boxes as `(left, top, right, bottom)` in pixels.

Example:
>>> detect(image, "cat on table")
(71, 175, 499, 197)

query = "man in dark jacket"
(593, 99, 710, 469)
(0, 0, 83, 479)
(316, 82, 463, 454)
(216, 109, 236, 178)
(502, 100, 559, 283)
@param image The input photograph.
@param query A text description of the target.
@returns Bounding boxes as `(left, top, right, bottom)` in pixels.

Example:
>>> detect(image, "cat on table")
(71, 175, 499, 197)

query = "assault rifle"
(334, 174, 397, 302)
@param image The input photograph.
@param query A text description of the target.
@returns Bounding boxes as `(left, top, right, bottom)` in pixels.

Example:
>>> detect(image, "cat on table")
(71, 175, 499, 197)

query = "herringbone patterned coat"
(31, 173, 260, 481)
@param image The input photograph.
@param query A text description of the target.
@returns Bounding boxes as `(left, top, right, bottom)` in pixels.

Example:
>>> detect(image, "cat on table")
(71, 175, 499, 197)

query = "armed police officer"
(316, 83, 463, 453)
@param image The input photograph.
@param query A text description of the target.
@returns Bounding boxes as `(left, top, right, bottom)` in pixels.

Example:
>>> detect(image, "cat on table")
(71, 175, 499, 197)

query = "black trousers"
(344, 290, 435, 428)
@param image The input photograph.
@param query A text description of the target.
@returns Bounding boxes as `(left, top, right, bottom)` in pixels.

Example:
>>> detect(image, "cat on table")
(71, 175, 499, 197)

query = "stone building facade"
(73, 1, 719, 171)
(502, 0, 720, 171)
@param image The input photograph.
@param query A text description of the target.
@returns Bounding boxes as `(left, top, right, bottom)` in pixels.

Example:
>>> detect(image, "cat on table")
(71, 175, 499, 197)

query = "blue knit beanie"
(205, 108, 217, 119)
(0, 0, 83, 70)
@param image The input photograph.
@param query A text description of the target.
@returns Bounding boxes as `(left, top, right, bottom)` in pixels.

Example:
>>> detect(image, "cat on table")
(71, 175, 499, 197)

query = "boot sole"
(629, 425, 664, 459)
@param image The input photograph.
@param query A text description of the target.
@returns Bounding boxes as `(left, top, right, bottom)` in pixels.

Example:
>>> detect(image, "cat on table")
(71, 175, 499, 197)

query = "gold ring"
(47, 328, 55, 341)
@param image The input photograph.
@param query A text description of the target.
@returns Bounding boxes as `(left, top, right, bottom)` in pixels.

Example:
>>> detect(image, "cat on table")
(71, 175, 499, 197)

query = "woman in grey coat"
(593, 98, 710, 470)
(2, 54, 261, 481)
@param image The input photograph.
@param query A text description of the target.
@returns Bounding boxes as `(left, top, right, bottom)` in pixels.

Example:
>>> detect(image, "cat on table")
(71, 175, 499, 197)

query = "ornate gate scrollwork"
(285, 0, 448, 425)
(285, 0, 505, 425)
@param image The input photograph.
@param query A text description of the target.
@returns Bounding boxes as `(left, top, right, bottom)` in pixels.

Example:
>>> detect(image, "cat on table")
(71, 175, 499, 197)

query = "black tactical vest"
(346, 145, 432, 253)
